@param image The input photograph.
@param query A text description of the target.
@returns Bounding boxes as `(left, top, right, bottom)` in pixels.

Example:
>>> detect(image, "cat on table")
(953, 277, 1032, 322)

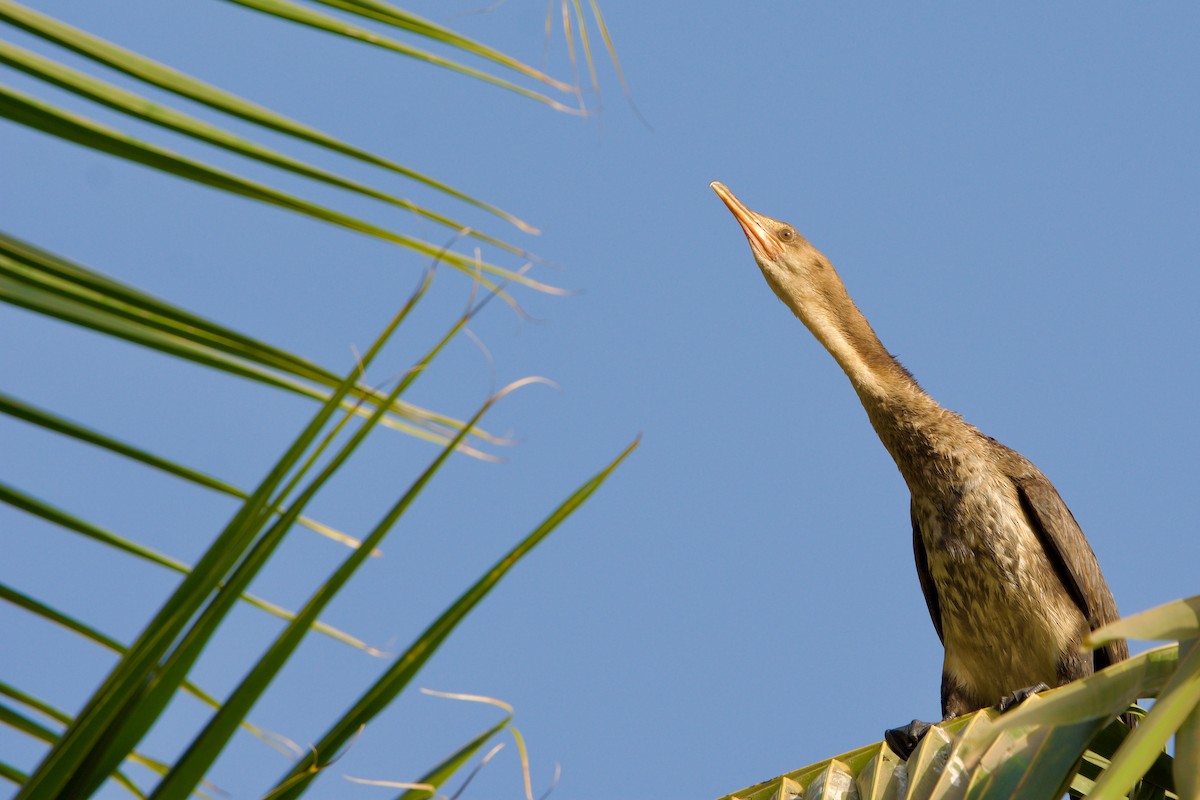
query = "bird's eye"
(778, 227, 796, 242)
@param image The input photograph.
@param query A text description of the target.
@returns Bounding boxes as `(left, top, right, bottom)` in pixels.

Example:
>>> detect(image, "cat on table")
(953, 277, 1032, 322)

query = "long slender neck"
(764, 257, 982, 492)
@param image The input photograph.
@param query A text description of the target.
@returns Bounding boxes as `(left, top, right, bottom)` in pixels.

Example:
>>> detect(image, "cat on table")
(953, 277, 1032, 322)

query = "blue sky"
(2, 3, 1198, 798)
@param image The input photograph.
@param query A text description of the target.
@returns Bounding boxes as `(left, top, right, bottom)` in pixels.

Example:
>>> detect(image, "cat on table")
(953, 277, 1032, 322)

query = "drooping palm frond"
(3, 1, 634, 796)
(0, 1, 604, 285)
(0, 231, 503, 449)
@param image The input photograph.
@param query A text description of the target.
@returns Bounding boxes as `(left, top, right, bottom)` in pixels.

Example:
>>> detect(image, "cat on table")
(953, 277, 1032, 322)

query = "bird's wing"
(911, 501, 944, 644)
(999, 444, 1129, 670)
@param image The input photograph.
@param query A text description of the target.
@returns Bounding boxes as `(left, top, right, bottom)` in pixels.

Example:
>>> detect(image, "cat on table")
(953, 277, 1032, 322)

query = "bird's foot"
(994, 683, 1050, 714)
(883, 719, 933, 761)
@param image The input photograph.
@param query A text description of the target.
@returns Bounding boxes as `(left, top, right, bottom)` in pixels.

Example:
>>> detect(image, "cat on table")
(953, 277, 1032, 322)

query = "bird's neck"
(770, 262, 982, 492)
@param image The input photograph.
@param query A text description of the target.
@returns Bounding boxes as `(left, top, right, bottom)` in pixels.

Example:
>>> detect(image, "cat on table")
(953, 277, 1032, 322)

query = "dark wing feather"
(997, 443, 1129, 671)
(911, 500, 943, 644)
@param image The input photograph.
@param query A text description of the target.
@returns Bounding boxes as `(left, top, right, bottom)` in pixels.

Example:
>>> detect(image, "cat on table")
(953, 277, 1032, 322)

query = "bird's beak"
(710, 181, 783, 260)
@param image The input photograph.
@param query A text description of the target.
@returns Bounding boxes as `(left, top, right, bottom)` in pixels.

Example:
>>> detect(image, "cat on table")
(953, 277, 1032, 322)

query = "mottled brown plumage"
(710, 181, 1127, 722)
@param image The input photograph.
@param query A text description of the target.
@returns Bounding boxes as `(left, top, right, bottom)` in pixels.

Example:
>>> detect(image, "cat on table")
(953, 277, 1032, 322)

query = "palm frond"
(0, 231, 503, 453)
(0, 0, 560, 230)
(4, 1, 634, 795)
(718, 593, 1200, 800)
(267, 436, 639, 799)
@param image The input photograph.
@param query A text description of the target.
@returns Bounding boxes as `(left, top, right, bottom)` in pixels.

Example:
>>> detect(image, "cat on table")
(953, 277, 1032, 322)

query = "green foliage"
(718, 594, 1200, 800)
(1, 0, 633, 796)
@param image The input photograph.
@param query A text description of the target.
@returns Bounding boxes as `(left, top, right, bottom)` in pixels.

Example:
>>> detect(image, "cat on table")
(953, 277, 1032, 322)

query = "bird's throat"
(773, 262, 975, 493)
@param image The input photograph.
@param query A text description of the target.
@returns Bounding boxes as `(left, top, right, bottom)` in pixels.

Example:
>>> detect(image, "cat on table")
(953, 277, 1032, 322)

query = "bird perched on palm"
(711, 181, 1128, 755)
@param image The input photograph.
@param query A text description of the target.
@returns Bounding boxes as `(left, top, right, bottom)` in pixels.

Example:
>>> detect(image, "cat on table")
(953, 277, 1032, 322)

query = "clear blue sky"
(2, 3, 1198, 798)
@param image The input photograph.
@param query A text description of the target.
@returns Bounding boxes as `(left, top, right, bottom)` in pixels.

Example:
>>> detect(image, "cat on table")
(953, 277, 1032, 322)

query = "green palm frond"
(0, 0, 570, 299)
(266, 436, 638, 800)
(0, 584, 301, 757)
(4, 1, 634, 796)
(0, 0, 571, 189)
(0, 481, 381, 654)
(0, 231, 504, 452)
(0, 40, 534, 256)
(0, 82, 542, 291)
(0, 392, 366, 549)
(220, 0, 579, 110)
(718, 594, 1200, 800)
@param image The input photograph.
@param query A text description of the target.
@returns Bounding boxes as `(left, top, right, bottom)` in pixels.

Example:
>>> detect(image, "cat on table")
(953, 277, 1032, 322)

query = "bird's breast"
(913, 475, 1086, 705)
(862, 390, 1093, 703)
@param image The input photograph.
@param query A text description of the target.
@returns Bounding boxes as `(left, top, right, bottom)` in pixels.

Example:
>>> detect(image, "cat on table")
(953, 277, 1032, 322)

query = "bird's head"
(710, 180, 837, 323)
(711, 181, 916, 398)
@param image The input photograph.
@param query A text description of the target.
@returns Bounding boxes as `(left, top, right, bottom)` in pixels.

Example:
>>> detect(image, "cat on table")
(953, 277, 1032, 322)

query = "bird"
(710, 180, 1128, 754)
